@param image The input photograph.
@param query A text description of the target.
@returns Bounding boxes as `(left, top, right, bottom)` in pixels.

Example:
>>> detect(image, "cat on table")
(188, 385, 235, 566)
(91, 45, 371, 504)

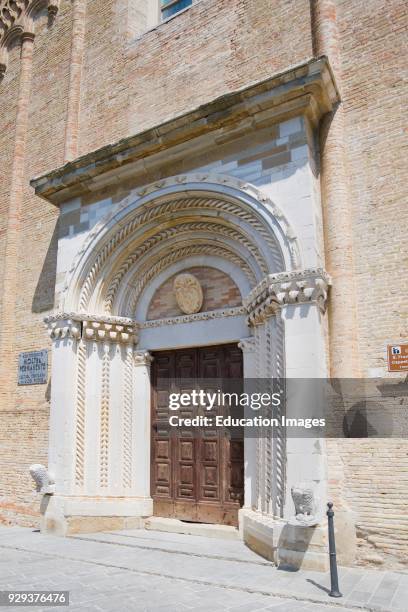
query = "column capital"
(45, 315, 81, 340)
(244, 268, 331, 326)
(238, 337, 256, 354)
(134, 350, 153, 367)
(44, 312, 139, 345)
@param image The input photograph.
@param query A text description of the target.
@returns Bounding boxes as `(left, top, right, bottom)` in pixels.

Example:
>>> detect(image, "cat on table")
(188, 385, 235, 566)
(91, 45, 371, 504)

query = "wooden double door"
(151, 344, 244, 526)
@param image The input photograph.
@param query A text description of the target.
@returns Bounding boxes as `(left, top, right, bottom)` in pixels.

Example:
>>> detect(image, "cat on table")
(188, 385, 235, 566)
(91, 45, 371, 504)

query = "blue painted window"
(161, 0, 193, 20)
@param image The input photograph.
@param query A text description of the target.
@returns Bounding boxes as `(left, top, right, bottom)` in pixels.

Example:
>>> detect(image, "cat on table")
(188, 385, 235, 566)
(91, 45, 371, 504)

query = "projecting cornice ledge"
(44, 312, 138, 345)
(244, 268, 331, 325)
(31, 57, 339, 205)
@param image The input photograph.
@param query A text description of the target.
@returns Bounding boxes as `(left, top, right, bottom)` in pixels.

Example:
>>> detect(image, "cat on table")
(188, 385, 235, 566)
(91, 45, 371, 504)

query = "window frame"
(160, 0, 194, 22)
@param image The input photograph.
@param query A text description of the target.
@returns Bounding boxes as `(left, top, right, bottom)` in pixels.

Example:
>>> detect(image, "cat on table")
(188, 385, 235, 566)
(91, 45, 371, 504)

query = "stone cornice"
(45, 312, 138, 344)
(244, 268, 331, 325)
(31, 57, 339, 205)
(45, 315, 82, 340)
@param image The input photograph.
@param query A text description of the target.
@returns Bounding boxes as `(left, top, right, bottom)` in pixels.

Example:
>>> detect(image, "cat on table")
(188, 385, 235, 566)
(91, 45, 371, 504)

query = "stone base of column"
(39, 495, 153, 536)
(239, 509, 355, 571)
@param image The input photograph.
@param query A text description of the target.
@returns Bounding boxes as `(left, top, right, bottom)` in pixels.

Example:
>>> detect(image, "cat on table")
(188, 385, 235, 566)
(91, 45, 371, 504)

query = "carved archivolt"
(78, 197, 281, 312)
(61, 174, 300, 315)
(103, 221, 265, 314)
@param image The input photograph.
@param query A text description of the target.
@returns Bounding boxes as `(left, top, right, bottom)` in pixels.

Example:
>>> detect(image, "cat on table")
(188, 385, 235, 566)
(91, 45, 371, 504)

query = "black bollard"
(327, 502, 342, 598)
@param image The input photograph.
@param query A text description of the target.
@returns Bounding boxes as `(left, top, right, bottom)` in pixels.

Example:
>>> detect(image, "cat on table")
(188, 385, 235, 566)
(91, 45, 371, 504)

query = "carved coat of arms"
(173, 273, 203, 314)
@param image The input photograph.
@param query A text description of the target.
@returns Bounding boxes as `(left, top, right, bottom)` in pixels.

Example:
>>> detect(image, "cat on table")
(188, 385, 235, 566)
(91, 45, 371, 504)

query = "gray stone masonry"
(0, 526, 406, 611)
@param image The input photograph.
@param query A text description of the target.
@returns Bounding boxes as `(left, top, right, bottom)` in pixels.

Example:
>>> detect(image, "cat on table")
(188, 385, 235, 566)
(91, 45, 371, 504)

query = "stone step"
(69, 526, 273, 566)
(143, 516, 240, 541)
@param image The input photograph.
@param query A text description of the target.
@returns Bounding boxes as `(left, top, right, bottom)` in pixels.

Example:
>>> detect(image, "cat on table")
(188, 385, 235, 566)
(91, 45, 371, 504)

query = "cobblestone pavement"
(0, 526, 406, 612)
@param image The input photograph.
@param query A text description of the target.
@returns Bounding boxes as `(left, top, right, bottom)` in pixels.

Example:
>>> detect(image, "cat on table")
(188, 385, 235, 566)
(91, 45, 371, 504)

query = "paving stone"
(0, 527, 400, 611)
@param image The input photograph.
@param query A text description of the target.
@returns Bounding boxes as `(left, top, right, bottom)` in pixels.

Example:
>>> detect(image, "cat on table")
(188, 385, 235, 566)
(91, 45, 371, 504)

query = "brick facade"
(0, 0, 406, 569)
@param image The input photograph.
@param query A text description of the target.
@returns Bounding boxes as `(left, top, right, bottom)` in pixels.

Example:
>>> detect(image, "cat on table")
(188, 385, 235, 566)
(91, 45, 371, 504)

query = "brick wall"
(0, 0, 406, 567)
(78, 0, 313, 153)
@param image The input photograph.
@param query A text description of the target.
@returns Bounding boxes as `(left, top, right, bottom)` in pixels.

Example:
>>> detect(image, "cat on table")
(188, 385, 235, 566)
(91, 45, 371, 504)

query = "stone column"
(241, 269, 332, 570)
(238, 338, 256, 510)
(42, 313, 153, 534)
(132, 350, 154, 502)
(46, 316, 82, 497)
(281, 302, 328, 521)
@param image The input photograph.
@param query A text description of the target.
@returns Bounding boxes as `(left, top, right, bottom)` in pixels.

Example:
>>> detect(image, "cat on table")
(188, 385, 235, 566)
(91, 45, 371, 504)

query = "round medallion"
(173, 273, 203, 314)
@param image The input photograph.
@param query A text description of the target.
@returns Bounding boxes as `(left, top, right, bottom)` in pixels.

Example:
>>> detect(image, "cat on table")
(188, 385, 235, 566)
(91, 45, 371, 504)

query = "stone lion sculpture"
(29, 464, 55, 494)
(290, 482, 318, 526)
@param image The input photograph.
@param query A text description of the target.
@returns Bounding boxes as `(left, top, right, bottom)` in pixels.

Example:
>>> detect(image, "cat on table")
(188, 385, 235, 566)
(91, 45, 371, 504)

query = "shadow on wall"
(32, 221, 58, 313)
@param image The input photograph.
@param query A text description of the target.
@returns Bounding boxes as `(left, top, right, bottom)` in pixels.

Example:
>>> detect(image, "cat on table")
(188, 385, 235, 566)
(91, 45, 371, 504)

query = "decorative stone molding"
(173, 273, 203, 315)
(134, 350, 153, 367)
(44, 312, 138, 345)
(140, 306, 246, 328)
(53, 173, 301, 314)
(122, 345, 134, 489)
(0, 0, 60, 80)
(75, 188, 288, 313)
(103, 220, 262, 313)
(45, 311, 135, 325)
(238, 337, 256, 353)
(31, 58, 339, 203)
(132, 175, 299, 265)
(82, 320, 136, 344)
(99, 343, 110, 489)
(244, 268, 331, 325)
(45, 316, 81, 340)
(74, 338, 86, 488)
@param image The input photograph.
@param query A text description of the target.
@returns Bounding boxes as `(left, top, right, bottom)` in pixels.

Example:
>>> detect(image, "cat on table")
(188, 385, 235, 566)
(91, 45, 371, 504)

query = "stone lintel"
(31, 57, 339, 205)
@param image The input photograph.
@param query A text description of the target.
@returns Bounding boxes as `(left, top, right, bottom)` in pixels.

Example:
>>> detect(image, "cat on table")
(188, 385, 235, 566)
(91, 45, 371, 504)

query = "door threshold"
(144, 516, 240, 541)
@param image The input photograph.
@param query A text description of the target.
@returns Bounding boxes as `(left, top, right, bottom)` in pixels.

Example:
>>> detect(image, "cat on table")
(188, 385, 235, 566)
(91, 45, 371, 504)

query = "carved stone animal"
(290, 482, 318, 526)
(29, 464, 54, 493)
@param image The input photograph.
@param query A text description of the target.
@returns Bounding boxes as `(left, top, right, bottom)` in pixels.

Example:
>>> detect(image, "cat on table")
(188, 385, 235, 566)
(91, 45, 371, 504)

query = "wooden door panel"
(151, 344, 244, 526)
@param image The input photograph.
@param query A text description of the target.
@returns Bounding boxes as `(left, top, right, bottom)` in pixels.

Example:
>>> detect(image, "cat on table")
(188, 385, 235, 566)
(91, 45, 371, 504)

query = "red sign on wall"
(387, 344, 408, 372)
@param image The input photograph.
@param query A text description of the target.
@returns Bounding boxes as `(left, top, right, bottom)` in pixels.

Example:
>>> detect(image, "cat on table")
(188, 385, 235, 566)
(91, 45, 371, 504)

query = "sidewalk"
(0, 525, 406, 611)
